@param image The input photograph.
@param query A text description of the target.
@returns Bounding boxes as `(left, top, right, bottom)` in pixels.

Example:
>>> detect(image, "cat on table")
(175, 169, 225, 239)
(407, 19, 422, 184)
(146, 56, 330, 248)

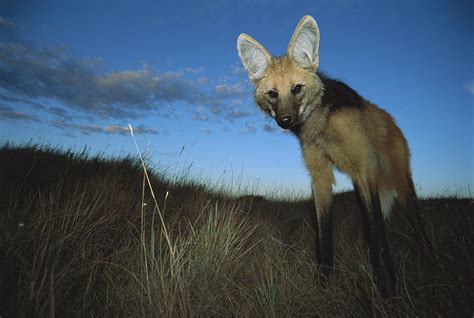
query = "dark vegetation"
(0, 144, 472, 317)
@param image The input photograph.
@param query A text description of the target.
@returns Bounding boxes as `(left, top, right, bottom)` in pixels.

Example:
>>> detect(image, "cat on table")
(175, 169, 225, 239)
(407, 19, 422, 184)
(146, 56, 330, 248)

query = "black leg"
(311, 189, 333, 278)
(354, 183, 396, 297)
(315, 205, 333, 277)
(405, 176, 424, 230)
(306, 155, 335, 280)
(405, 176, 436, 260)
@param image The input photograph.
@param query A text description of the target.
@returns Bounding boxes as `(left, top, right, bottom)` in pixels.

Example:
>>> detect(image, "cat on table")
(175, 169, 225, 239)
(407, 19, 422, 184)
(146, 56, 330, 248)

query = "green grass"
(0, 143, 472, 317)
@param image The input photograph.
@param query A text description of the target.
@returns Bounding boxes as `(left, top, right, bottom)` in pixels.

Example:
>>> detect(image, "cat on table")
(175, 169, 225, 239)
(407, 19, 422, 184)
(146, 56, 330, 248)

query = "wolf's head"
(237, 16, 324, 130)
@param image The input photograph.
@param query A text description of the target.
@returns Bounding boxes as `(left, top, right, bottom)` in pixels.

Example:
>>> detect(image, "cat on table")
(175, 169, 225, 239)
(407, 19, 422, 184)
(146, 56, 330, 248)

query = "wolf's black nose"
(276, 115, 293, 129)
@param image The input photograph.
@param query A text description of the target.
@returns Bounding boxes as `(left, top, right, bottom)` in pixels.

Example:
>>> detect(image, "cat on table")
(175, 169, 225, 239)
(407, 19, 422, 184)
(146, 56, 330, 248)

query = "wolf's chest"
(301, 132, 359, 177)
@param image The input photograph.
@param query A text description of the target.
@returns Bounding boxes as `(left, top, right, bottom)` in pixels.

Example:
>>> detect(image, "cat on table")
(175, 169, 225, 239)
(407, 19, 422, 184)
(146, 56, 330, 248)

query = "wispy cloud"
(184, 66, 204, 74)
(0, 104, 40, 122)
(0, 40, 251, 122)
(0, 17, 15, 37)
(463, 80, 474, 96)
(225, 108, 251, 121)
(215, 83, 245, 98)
(262, 123, 280, 133)
(0, 19, 257, 137)
(0, 94, 46, 110)
(51, 119, 158, 136)
(239, 122, 257, 135)
(105, 124, 158, 135)
(232, 65, 246, 76)
(0, 42, 203, 118)
(48, 107, 73, 120)
(192, 107, 210, 121)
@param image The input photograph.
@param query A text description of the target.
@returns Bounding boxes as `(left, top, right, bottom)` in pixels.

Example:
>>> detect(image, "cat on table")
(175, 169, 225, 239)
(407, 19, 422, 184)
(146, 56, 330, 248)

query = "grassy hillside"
(0, 144, 472, 317)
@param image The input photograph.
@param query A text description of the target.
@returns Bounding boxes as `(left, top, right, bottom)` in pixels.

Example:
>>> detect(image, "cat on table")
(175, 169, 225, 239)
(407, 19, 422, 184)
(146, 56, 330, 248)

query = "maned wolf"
(237, 15, 422, 297)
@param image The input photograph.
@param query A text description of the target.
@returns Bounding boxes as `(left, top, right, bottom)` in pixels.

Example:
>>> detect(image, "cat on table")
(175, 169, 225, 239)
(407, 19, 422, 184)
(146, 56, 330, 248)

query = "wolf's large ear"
(288, 15, 320, 71)
(237, 33, 272, 82)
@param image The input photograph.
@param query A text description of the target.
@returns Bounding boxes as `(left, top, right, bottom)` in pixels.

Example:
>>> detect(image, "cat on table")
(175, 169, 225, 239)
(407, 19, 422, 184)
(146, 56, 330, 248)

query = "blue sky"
(0, 0, 472, 197)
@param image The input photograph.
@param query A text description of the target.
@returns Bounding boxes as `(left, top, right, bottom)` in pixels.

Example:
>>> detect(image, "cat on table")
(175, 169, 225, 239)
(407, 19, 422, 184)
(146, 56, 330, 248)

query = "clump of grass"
(0, 143, 472, 316)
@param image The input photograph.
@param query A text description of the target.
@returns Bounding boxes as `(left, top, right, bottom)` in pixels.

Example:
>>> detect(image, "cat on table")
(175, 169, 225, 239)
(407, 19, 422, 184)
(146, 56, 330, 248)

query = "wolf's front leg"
(313, 189, 333, 277)
(305, 150, 335, 277)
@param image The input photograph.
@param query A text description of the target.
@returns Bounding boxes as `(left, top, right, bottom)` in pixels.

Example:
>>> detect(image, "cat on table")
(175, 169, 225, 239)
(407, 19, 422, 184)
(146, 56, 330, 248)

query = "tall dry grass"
(0, 143, 472, 317)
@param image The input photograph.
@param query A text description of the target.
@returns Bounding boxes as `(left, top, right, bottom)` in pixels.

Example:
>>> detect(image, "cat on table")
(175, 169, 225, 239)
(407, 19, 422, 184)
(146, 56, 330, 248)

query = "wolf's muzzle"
(276, 115, 294, 129)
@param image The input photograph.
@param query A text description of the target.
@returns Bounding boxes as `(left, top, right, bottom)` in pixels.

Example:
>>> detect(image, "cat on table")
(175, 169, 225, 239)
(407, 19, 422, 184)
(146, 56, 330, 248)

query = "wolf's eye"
(267, 90, 278, 98)
(291, 84, 303, 95)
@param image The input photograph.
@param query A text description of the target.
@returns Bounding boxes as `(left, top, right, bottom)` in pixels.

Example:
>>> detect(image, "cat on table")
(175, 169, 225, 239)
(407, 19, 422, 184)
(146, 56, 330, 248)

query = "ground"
(0, 144, 472, 316)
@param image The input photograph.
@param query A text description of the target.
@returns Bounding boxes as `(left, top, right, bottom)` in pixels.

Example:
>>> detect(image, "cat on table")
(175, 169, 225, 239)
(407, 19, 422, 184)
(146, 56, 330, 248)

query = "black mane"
(317, 72, 364, 111)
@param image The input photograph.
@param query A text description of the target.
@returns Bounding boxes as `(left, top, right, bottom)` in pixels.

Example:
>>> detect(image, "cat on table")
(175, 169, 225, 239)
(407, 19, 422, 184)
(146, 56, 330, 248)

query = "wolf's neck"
(293, 101, 329, 144)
